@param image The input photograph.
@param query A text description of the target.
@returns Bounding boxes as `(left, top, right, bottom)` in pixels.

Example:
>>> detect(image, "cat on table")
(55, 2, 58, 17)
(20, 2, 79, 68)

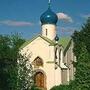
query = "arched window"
(32, 57, 43, 67)
(55, 47, 60, 65)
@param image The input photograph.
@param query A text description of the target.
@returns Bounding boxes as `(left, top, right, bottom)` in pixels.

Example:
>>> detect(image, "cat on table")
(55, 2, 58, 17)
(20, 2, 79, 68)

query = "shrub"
(50, 85, 70, 90)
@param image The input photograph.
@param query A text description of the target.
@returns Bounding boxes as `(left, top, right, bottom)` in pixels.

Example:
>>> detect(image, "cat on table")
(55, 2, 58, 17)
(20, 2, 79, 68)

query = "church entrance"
(34, 71, 46, 89)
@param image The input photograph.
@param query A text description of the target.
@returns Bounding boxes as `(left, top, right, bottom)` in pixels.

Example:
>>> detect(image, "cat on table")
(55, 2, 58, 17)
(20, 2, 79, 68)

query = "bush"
(31, 85, 41, 90)
(50, 85, 70, 90)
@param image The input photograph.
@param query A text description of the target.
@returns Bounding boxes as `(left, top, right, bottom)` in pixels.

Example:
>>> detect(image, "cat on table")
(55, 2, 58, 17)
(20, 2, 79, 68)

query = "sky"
(0, 0, 90, 39)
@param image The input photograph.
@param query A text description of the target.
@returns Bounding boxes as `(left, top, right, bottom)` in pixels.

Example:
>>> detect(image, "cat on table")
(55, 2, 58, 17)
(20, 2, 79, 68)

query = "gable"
(20, 35, 72, 55)
(20, 35, 56, 49)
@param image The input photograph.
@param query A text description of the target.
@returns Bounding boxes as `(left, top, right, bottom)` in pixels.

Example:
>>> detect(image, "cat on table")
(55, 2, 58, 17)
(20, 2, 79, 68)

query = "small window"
(55, 48, 57, 59)
(46, 29, 47, 36)
(59, 49, 61, 65)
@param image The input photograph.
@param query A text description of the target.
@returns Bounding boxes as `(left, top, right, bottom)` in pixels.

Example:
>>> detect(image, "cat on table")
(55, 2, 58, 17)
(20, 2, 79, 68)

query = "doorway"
(34, 71, 46, 89)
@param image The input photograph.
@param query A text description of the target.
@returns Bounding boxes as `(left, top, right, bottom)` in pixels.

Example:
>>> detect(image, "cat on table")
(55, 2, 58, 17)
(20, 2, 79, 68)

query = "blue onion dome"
(40, 7, 58, 25)
(55, 35, 59, 41)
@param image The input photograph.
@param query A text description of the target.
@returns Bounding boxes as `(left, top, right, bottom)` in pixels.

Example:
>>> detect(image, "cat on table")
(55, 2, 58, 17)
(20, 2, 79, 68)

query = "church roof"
(20, 35, 57, 49)
(20, 35, 71, 51)
(59, 37, 71, 49)
(59, 37, 72, 55)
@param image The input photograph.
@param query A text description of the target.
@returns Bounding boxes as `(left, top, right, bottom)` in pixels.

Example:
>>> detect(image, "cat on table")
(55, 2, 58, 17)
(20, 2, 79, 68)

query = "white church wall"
(45, 63, 62, 90)
(63, 40, 75, 82)
(20, 36, 62, 90)
(42, 24, 56, 40)
(21, 37, 50, 63)
(46, 63, 55, 90)
(49, 46, 55, 61)
(20, 36, 74, 89)
(55, 67, 62, 85)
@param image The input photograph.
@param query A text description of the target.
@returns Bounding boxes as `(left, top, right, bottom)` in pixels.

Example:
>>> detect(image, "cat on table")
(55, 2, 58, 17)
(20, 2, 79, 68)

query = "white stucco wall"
(21, 37, 50, 62)
(20, 36, 61, 90)
(63, 40, 75, 82)
(41, 24, 56, 40)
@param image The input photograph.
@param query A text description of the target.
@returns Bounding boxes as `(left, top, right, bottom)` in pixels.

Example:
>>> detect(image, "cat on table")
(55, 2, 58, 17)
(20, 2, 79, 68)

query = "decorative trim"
(46, 61, 54, 63)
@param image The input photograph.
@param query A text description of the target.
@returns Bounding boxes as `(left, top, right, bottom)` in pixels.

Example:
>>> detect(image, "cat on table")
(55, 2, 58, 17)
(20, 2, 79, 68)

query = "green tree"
(71, 17, 90, 90)
(50, 17, 90, 90)
(50, 85, 70, 90)
(0, 34, 25, 90)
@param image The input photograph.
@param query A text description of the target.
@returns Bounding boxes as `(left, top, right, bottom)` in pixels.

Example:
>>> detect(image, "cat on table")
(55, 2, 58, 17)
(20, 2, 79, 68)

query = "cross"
(48, 0, 51, 4)
(48, 0, 51, 8)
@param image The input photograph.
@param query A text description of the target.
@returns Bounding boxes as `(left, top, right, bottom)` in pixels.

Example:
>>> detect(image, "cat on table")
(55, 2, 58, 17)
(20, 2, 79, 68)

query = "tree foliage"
(71, 17, 90, 90)
(17, 54, 34, 90)
(50, 85, 70, 90)
(51, 17, 90, 90)
(0, 34, 25, 90)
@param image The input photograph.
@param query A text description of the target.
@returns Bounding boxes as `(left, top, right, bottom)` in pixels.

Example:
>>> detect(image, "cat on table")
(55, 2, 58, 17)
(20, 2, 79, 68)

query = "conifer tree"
(71, 17, 90, 90)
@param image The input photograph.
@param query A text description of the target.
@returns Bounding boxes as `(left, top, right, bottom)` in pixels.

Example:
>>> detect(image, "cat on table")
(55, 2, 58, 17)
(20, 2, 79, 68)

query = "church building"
(20, 1, 75, 90)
